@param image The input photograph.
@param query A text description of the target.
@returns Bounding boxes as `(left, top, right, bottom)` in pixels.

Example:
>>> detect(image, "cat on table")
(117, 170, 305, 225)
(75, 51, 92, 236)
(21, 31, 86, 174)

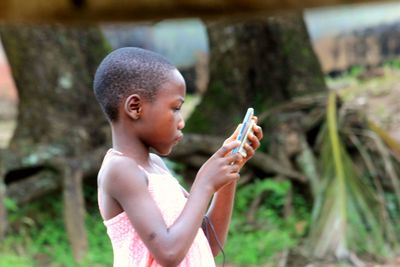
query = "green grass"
(0, 254, 32, 267)
(384, 58, 400, 70)
(217, 179, 310, 266)
(1, 187, 112, 267)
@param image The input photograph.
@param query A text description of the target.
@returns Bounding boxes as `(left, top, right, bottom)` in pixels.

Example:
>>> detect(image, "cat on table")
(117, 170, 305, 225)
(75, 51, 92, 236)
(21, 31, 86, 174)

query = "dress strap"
(107, 148, 124, 156)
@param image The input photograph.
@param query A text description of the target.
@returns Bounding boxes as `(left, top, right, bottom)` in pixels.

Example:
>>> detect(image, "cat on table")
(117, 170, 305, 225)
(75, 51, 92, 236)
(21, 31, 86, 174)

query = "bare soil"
(332, 68, 400, 143)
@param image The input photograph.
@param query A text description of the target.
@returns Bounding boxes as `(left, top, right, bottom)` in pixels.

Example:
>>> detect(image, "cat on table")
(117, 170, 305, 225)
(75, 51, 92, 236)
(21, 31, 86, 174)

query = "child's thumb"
(217, 140, 240, 157)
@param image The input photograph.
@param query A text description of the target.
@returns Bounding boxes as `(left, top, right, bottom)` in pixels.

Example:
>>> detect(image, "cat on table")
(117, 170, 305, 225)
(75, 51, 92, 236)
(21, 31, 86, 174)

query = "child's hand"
(195, 140, 243, 192)
(224, 116, 263, 169)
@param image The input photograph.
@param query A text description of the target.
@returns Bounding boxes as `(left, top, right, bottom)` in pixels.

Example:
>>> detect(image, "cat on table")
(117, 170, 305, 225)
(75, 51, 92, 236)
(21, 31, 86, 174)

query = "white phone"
(232, 108, 254, 157)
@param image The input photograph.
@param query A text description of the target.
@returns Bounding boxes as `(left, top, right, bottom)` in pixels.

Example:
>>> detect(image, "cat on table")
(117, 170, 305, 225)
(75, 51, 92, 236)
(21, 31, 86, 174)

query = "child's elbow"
(157, 258, 181, 267)
(155, 249, 185, 267)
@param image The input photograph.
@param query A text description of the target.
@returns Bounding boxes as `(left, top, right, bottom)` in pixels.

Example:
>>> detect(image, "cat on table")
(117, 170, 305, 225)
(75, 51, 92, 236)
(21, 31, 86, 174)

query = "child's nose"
(178, 116, 185, 130)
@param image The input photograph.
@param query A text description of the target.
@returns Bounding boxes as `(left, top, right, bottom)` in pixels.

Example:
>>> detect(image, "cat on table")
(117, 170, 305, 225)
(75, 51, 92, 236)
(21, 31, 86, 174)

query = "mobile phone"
(232, 108, 254, 157)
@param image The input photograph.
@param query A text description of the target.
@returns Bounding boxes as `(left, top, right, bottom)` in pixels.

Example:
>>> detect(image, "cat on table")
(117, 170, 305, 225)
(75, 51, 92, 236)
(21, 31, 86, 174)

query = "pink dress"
(99, 151, 216, 267)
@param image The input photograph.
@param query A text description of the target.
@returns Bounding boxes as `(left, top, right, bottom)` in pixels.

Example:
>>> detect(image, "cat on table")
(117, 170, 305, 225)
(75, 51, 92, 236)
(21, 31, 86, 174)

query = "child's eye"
(174, 105, 183, 111)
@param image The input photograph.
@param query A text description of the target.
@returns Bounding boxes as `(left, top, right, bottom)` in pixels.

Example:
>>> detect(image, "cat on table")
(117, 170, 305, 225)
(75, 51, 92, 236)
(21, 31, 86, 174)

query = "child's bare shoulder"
(100, 154, 147, 195)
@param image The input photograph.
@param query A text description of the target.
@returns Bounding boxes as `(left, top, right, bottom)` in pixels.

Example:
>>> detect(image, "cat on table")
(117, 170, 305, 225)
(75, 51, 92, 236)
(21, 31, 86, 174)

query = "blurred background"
(1, 1, 400, 266)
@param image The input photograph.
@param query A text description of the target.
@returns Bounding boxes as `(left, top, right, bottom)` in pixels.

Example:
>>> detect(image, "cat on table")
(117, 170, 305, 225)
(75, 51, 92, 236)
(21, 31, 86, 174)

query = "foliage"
(0, 253, 32, 267)
(218, 179, 310, 266)
(307, 92, 400, 260)
(383, 58, 400, 70)
(1, 178, 311, 267)
(347, 65, 366, 78)
(1, 187, 112, 267)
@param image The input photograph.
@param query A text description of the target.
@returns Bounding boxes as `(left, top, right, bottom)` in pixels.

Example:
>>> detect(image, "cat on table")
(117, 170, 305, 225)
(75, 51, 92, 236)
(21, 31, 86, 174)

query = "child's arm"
(103, 141, 242, 267)
(204, 119, 263, 256)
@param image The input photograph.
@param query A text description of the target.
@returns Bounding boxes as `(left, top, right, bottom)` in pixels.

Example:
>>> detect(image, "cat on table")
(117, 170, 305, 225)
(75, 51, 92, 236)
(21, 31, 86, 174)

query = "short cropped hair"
(93, 47, 176, 121)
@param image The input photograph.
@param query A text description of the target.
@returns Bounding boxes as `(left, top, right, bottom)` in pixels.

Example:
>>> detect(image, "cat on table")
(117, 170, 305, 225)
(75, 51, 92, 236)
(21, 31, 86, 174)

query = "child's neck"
(111, 125, 151, 167)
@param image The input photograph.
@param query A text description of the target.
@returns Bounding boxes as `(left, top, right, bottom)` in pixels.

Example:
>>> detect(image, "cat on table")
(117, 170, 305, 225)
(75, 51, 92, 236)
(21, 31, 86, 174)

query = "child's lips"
(174, 134, 183, 144)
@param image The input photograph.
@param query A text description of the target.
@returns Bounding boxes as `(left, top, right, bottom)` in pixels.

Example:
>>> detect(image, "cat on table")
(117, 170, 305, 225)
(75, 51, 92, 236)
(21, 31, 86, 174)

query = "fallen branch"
(5, 146, 107, 204)
(171, 133, 306, 182)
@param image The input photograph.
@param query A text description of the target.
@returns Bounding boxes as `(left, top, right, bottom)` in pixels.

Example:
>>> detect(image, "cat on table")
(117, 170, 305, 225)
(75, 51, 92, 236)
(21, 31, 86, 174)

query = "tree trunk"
(0, 25, 109, 156)
(0, 24, 110, 262)
(176, 13, 327, 184)
(185, 13, 326, 136)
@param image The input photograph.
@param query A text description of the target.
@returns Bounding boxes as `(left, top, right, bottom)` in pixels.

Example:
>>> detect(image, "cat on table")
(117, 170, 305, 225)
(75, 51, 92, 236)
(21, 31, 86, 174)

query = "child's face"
(140, 69, 186, 155)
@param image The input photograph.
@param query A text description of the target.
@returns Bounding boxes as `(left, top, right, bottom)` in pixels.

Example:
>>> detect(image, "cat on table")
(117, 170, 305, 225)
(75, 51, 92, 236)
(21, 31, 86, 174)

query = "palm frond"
(368, 120, 400, 210)
(307, 92, 394, 259)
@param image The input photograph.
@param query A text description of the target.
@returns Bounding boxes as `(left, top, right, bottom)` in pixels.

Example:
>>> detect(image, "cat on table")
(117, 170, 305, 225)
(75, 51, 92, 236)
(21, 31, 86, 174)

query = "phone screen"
(233, 108, 254, 156)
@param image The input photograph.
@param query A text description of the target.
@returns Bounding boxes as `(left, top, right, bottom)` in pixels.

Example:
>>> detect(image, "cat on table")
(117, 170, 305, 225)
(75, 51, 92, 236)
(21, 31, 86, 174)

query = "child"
(93, 47, 263, 267)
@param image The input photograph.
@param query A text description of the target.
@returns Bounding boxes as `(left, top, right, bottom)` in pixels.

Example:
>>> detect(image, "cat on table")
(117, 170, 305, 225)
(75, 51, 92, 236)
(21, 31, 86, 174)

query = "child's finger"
(251, 115, 258, 124)
(225, 151, 243, 164)
(229, 163, 241, 173)
(227, 172, 240, 181)
(217, 140, 240, 157)
(252, 124, 263, 141)
(247, 132, 260, 149)
(243, 143, 255, 159)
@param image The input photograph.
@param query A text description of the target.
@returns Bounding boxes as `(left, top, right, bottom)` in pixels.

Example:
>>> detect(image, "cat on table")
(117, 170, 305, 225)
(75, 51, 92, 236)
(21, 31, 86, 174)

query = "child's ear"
(124, 94, 142, 120)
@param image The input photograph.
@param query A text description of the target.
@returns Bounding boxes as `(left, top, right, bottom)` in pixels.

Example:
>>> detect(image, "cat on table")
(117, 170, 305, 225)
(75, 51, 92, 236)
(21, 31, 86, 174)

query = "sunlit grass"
(327, 67, 400, 102)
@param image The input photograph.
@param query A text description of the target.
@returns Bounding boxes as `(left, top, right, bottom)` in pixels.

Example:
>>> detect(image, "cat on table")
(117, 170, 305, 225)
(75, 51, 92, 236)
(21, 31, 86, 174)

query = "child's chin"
(153, 147, 172, 156)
